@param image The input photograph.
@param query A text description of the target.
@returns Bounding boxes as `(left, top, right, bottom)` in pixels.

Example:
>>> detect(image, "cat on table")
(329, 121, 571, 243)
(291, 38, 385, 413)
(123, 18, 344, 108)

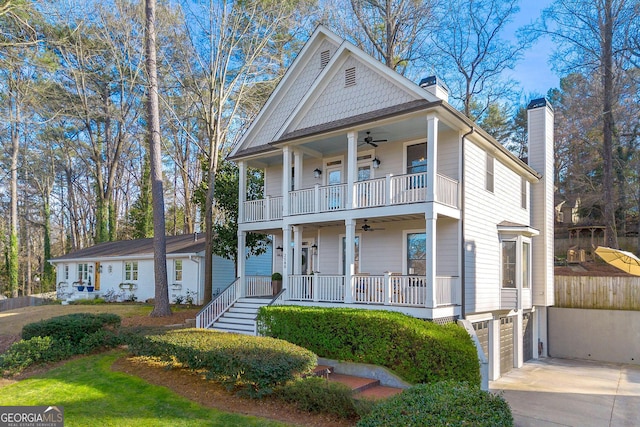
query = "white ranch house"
(196, 26, 555, 381)
(50, 233, 272, 304)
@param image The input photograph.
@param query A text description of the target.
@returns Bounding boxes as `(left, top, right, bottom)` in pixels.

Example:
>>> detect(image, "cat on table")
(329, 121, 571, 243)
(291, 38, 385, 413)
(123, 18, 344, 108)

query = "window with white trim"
(125, 261, 139, 281)
(64, 265, 69, 280)
(407, 232, 426, 275)
(501, 241, 516, 288)
(521, 177, 527, 209)
(486, 153, 494, 192)
(77, 263, 88, 281)
(174, 259, 183, 282)
(500, 237, 531, 290)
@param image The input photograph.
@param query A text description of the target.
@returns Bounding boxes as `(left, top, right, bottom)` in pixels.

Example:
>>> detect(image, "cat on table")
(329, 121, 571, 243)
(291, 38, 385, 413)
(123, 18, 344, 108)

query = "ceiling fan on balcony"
(361, 219, 385, 232)
(359, 131, 387, 148)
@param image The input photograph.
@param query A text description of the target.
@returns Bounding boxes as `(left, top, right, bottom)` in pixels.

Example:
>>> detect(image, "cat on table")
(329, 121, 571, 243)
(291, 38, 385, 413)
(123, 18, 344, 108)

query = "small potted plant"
(271, 272, 282, 296)
(86, 277, 94, 292)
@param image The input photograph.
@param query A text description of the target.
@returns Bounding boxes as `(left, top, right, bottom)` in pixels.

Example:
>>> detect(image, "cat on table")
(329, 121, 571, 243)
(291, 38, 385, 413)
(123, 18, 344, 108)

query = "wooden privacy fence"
(555, 276, 640, 310)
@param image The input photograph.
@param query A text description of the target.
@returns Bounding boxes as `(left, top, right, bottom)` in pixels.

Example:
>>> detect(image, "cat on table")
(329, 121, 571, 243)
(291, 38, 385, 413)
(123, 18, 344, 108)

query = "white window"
(77, 263, 88, 281)
(486, 153, 494, 192)
(125, 262, 139, 281)
(521, 177, 527, 209)
(500, 237, 531, 289)
(522, 241, 530, 289)
(64, 265, 69, 280)
(174, 260, 183, 282)
(501, 241, 516, 288)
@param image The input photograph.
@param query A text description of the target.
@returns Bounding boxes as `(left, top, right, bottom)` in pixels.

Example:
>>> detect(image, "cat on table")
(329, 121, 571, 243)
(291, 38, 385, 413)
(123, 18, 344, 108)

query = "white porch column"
(282, 146, 291, 216)
(514, 310, 524, 368)
(282, 225, 291, 291)
(425, 209, 437, 308)
(346, 131, 357, 209)
(293, 149, 302, 190)
(237, 230, 246, 297)
(344, 218, 355, 303)
(427, 115, 439, 202)
(293, 225, 302, 275)
(238, 161, 246, 223)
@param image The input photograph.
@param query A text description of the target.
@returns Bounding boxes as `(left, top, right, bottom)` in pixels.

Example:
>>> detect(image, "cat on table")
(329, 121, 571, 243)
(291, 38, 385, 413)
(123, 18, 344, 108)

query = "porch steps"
(310, 365, 404, 400)
(210, 297, 269, 335)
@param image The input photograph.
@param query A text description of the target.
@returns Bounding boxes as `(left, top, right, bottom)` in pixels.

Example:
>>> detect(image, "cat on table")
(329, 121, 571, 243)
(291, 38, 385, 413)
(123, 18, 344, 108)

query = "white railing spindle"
(196, 278, 241, 329)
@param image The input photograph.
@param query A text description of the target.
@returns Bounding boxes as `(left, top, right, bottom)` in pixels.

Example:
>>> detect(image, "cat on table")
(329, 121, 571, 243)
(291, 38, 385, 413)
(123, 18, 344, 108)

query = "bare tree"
(430, 0, 529, 118)
(324, 0, 435, 75)
(538, 0, 640, 248)
(145, 0, 170, 316)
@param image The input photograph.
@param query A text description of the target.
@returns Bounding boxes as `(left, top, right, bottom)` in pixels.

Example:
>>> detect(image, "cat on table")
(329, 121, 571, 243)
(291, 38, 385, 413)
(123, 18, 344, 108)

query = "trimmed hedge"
(257, 306, 479, 385)
(127, 328, 317, 397)
(22, 312, 121, 344)
(356, 380, 513, 427)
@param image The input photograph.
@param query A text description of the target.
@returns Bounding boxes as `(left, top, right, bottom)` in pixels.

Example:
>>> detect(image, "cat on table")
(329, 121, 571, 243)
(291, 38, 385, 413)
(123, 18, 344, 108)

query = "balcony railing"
(287, 274, 460, 307)
(243, 172, 459, 222)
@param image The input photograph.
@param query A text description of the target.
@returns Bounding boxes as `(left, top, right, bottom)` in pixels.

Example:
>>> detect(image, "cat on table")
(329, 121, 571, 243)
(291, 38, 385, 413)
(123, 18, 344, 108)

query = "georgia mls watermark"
(0, 406, 64, 427)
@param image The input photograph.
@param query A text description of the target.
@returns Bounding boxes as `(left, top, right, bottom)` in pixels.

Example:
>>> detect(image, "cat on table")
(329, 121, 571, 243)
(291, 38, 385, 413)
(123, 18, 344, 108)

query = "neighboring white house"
(199, 26, 555, 381)
(49, 233, 272, 304)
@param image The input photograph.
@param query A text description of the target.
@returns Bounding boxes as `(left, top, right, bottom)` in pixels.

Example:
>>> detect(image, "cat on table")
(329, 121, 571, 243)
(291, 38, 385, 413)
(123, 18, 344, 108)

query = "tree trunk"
(9, 101, 20, 298)
(146, 0, 171, 317)
(602, 0, 618, 248)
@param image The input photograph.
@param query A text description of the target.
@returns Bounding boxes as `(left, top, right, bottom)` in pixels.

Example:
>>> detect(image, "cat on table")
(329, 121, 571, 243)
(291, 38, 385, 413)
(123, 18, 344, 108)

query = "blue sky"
(505, 0, 558, 97)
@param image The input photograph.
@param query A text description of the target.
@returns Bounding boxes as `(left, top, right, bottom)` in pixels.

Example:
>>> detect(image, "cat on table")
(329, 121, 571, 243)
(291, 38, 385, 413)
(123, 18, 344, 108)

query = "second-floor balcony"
(243, 172, 459, 223)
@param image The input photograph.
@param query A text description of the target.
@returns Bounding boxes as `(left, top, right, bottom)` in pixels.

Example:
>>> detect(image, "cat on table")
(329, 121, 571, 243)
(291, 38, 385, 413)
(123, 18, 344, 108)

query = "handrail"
(195, 277, 241, 329)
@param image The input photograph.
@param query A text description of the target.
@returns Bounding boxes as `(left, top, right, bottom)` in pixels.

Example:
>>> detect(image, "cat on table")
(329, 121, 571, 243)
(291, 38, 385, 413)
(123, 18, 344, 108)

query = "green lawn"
(0, 351, 289, 427)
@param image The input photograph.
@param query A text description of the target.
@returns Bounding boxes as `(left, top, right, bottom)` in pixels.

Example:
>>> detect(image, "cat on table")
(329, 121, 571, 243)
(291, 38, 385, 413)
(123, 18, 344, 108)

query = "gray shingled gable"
(50, 233, 206, 261)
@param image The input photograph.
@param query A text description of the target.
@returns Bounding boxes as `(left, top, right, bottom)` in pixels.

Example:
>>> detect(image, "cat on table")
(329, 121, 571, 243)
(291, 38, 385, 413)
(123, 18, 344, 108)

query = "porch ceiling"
(286, 214, 426, 232)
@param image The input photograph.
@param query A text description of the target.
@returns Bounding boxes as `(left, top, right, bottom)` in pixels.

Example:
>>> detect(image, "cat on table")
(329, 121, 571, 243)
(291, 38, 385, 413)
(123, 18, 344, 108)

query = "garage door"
(500, 316, 514, 375)
(523, 312, 533, 362)
(473, 320, 490, 358)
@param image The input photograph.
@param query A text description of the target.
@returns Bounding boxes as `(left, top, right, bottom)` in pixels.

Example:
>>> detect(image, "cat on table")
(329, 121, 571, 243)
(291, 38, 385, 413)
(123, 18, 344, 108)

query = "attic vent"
(320, 50, 330, 69)
(345, 67, 356, 87)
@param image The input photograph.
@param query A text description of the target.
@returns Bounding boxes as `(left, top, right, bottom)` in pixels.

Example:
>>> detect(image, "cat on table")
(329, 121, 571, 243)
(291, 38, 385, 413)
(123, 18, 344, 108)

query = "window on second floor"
(407, 142, 427, 175)
(521, 177, 527, 209)
(486, 153, 494, 192)
(125, 261, 139, 281)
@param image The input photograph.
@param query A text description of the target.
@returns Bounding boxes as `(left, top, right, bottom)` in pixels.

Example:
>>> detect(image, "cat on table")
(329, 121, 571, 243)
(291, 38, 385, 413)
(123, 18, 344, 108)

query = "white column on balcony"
(282, 225, 291, 291)
(282, 146, 291, 216)
(237, 230, 246, 297)
(427, 115, 439, 202)
(346, 131, 357, 209)
(293, 225, 302, 275)
(425, 209, 437, 308)
(238, 161, 246, 223)
(344, 218, 355, 303)
(293, 149, 302, 190)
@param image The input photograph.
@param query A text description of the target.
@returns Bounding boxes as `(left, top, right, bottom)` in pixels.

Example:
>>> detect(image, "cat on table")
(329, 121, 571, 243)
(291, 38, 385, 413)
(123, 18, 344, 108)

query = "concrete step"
(312, 363, 404, 401)
(214, 320, 254, 331)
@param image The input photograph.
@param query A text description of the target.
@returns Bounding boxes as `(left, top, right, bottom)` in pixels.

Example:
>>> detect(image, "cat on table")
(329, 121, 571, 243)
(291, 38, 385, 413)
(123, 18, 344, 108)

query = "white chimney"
(419, 76, 449, 102)
(527, 97, 554, 357)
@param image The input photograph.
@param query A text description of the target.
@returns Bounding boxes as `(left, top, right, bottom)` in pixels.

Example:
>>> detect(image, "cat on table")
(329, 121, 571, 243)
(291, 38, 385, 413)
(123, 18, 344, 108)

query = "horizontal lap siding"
(464, 140, 530, 314)
(437, 129, 460, 180)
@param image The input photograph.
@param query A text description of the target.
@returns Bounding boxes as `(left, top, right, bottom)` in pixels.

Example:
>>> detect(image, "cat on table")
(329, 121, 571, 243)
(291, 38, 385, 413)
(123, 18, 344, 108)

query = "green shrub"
(0, 337, 73, 376)
(127, 328, 317, 397)
(69, 297, 106, 305)
(356, 380, 513, 427)
(257, 306, 479, 385)
(22, 313, 121, 344)
(276, 376, 373, 419)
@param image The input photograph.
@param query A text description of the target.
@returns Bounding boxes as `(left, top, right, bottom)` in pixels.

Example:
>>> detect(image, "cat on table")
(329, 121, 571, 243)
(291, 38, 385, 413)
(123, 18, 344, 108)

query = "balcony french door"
(327, 166, 342, 210)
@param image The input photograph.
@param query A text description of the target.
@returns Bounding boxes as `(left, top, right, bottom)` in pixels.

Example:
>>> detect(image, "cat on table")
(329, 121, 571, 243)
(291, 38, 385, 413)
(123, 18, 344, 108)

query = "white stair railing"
(196, 278, 241, 329)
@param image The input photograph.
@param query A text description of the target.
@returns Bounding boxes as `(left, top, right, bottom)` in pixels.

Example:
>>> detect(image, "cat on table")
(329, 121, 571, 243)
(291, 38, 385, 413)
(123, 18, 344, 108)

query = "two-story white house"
(197, 26, 554, 380)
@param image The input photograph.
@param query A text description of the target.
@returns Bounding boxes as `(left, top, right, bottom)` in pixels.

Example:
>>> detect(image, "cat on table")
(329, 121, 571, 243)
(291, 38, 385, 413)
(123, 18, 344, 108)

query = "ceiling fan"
(361, 219, 385, 232)
(359, 131, 387, 148)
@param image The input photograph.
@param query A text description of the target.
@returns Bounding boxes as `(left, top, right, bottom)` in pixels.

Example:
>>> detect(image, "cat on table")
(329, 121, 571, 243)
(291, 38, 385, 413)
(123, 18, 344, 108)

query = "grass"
(0, 351, 289, 427)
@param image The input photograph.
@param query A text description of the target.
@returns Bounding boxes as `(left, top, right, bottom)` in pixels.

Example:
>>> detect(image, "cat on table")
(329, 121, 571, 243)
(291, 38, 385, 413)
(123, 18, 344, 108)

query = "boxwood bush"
(22, 312, 121, 345)
(257, 306, 479, 385)
(356, 380, 513, 427)
(127, 328, 317, 397)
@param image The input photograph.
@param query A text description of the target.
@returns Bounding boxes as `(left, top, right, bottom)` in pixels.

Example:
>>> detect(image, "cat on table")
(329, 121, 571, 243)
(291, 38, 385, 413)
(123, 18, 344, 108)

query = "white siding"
(463, 139, 531, 314)
(437, 129, 460, 180)
(293, 56, 416, 131)
(528, 105, 555, 307)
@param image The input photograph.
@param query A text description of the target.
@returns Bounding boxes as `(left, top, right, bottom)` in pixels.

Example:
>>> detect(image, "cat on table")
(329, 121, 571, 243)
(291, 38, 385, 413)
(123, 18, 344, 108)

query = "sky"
(505, 0, 559, 98)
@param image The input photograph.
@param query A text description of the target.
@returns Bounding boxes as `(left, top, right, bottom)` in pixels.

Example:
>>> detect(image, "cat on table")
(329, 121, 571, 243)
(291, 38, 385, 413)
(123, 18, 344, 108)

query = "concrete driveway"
(490, 358, 640, 427)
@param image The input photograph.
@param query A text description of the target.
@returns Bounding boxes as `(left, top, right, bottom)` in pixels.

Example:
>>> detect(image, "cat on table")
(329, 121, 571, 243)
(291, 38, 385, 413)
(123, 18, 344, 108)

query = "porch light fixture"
(372, 157, 381, 168)
(311, 243, 318, 255)
(313, 168, 322, 178)
(276, 245, 283, 257)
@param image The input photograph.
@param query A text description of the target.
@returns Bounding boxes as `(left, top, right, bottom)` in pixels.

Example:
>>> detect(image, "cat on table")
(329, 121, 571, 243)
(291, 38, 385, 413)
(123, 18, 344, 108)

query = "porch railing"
(242, 172, 459, 222)
(245, 275, 272, 297)
(285, 274, 460, 308)
(196, 278, 241, 329)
